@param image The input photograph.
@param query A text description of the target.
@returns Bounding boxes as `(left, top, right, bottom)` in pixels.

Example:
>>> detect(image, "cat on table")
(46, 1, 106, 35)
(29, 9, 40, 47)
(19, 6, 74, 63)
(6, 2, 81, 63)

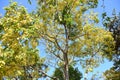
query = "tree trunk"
(63, 22, 69, 80)
(63, 52, 69, 80)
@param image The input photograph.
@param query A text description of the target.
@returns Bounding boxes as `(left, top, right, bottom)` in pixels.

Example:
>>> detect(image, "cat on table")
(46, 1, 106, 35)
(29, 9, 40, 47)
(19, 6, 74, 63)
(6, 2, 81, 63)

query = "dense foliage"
(53, 66, 82, 80)
(36, 0, 114, 80)
(102, 10, 120, 80)
(0, 0, 117, 80)
(0, 2, 45, 79)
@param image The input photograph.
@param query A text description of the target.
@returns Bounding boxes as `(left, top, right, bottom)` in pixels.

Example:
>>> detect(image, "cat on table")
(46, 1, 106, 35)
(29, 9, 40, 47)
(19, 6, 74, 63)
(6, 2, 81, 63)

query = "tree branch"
(52, 52, 64, 61)
(92, 44, 103, 57)
(64, 25, 69, 53)
(42, 34, 65, 53)
(39, 70, 58, 80)
(54, 38, 65, 53)
(42, 34, 65, 61)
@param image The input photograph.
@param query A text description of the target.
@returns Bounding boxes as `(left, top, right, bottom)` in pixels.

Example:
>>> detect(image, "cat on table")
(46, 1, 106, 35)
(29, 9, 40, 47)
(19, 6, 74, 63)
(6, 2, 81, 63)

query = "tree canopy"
(0, 2, 46, 79)
(52, 66, 82, 80)
(0, 0, 117, 80)
(36, 0, 114, 80)
(102, 9, 120, 80)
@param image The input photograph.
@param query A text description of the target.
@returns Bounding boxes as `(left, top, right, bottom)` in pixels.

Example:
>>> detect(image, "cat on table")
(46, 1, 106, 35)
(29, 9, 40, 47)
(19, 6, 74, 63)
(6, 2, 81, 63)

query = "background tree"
(52, 66, 82, 80)
(102, 9, 120, 80)
(104, 67, 120, 80)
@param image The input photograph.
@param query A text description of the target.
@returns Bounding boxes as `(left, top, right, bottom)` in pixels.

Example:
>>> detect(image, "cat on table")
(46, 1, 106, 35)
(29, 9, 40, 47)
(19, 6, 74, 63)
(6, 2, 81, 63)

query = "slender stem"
(39, 70, 58, 80)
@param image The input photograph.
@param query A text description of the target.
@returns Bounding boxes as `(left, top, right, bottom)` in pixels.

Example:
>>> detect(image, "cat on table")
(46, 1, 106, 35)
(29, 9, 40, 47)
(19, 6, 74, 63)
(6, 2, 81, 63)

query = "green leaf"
(28, 0, 32, 4)
(102, 12, 107, 19)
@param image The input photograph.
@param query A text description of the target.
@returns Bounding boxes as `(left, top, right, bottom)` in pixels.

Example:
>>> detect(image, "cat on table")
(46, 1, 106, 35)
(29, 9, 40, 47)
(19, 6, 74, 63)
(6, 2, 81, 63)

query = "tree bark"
(63, 25, 69, 80)
(63, 52, 69, 80)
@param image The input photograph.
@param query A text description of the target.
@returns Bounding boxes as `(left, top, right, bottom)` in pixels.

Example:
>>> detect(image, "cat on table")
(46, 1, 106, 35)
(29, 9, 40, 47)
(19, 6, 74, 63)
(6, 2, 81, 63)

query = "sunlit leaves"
(37, 0, 114, 75)
(0, 2, 44, 79)
(104, 67, 120, 80)
(1, 2, 41, 48)
(0, 61, 5, 68)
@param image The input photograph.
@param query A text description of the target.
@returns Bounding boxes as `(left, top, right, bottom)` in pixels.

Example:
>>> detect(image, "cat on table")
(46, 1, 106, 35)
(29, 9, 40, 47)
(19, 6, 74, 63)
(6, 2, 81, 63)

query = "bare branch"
(39, 70, 58, 80)
(42, 34, 65, 60)
(92, 44, 103, 57)
(52, 52, 64, 61)
(54, 38, 65, 53)
(43, 33, 65, 53)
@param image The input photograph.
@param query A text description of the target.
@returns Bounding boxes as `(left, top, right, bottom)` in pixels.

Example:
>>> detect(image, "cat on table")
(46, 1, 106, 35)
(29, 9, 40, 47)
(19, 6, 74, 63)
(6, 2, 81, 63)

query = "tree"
(36, 0, 114, 80)
(0, 2, 46, 79)
(104, 67, 120, 80)
(102, 10, 120, 80)
(52, 66, 82, 80)
(0, 1, 115, 80)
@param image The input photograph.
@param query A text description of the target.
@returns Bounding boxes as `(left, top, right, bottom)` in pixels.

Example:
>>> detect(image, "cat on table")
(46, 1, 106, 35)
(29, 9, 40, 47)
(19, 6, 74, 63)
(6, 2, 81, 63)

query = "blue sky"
(0, 0, 120, 80)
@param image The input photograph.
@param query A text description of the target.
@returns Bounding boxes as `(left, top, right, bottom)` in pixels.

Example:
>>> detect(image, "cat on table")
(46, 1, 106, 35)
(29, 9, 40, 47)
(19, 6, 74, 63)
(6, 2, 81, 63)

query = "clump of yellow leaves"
(69, 22, 114, 73)
(104, 67, 120, 80)
(0, 2, 44, 79)
(0, 61, 5, 68)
